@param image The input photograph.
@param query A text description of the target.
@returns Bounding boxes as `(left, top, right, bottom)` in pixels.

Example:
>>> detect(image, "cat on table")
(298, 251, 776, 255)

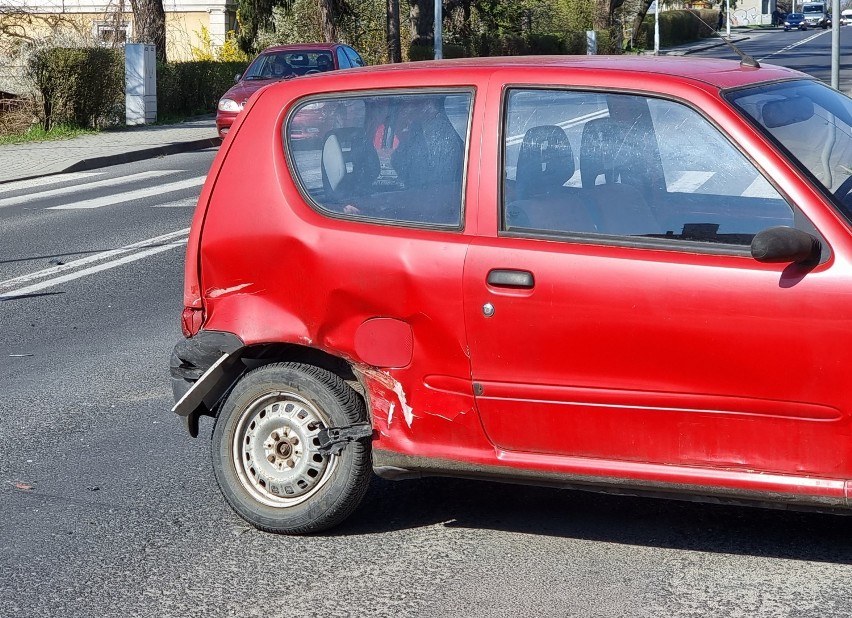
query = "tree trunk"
(630, 0, 656, 47)
(386, 0, 402, 63)
(129, 0, 166, 62)
(409, 0, 434, 47)
(319, 0, 336, 42)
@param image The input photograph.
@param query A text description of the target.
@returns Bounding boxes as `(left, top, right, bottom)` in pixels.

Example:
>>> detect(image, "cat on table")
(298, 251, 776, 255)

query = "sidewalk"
(0, 115, 219, 184)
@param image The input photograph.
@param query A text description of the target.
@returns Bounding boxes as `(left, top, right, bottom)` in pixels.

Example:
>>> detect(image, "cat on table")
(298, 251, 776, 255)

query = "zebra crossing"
(0, 169, 205, 211)
(0, 168, 204, 300)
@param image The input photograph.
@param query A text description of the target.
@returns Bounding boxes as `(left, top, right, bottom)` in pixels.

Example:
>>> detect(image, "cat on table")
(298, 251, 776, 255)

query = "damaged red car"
(172, 55, 852, 534)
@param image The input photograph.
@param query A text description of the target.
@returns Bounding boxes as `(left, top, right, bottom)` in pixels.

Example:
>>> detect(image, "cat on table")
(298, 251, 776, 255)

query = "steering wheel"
(305, 69, 321, 75)
(833, 174, 852, 203)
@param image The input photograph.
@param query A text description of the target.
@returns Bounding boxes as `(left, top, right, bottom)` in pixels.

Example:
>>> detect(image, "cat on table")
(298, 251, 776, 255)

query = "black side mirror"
(234, 73, 242, 84)
(751, 226, 820, 263)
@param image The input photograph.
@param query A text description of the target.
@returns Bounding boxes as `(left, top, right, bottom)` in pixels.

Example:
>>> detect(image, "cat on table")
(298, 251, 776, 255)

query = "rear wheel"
(211, 362, 371, 534)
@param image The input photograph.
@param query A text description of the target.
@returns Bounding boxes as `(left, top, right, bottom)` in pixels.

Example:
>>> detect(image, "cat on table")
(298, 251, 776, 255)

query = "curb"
(0, 136, 221, 186)
(62, 137, 221, 173)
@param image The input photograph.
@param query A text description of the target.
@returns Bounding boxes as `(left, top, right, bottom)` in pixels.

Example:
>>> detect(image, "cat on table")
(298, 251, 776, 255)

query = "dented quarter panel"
(196, 68, 498, 460)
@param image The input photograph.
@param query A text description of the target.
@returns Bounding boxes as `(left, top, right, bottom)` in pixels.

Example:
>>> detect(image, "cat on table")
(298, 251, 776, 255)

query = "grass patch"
(0, 123, 97, 146)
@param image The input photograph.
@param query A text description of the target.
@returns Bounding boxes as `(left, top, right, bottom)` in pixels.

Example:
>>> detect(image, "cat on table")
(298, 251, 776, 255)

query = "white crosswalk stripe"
(0, 170, 184, 209)
(0, 172, 104, 197)
(0, 229, 190, 299)
(48, 176, 206, 210)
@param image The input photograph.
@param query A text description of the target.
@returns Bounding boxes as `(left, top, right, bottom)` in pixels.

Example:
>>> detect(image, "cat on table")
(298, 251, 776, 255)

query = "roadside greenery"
(0, 123, 95, 146)
(1, 0, 726, 140)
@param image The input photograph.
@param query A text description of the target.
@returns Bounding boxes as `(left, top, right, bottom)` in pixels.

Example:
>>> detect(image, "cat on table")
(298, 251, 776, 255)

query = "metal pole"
(726, 0, 731, 37)
(832, 0, 840, 89)
(654, 0, 660, 55)
(434, 0, 443, 60)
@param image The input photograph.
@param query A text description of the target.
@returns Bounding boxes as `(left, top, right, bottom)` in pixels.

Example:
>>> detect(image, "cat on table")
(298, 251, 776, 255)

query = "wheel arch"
(179, 339, 370, 437)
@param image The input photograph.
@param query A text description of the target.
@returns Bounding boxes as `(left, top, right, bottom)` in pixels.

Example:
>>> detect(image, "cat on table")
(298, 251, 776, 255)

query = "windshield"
(726, 79, 852, 220)
(802, 4, 824, 13)
(242, 51, 335, 80)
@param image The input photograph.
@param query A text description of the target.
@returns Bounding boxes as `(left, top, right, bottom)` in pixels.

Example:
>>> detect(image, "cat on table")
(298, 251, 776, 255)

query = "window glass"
(726, 79, 852, 223)
(503, 89, 794, 246)
(287, 91, 471, 227)
(336, 48, 351, 69)
(344, 46, 365, 67)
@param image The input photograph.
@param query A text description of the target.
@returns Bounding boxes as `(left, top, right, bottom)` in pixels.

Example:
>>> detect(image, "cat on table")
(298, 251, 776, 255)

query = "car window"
(287, 91, 472, 227)
(336, 48, 351, 69)
(344, 46, 365, 67)
(726, 79, 852, 223)
(502, 88, 794, 246)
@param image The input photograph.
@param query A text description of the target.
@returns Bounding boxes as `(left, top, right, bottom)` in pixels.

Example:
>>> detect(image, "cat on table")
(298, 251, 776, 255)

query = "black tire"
(211, 362, 371, 534)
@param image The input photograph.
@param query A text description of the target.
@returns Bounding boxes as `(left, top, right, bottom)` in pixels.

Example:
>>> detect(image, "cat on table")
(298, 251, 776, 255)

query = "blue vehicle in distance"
(783, 12, 808, 30)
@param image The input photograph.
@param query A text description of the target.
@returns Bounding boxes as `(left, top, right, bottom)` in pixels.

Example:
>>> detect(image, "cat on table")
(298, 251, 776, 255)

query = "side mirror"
(234, 73, 242, 84)
(751, 226, 820, 263)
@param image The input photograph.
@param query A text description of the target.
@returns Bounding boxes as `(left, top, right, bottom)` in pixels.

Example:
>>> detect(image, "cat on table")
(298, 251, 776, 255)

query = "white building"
(0, 0, 237, 61)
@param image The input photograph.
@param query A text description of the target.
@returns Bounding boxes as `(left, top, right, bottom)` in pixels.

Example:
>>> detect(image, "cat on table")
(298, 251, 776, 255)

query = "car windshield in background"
(243, 51, 335, 79)
(727, 79, 852, 221)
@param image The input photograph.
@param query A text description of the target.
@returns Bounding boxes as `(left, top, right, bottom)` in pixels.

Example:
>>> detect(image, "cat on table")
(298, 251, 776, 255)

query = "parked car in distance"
(215, 43, 365, 139)
(173, 55, 852, 534)
(783, 12, 808, 29)
(840, 8, 852, 24)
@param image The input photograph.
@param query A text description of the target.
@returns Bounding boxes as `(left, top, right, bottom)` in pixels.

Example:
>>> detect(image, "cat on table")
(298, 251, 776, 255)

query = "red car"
(173, 56, 852, 534)
(215, 43, 365, 139)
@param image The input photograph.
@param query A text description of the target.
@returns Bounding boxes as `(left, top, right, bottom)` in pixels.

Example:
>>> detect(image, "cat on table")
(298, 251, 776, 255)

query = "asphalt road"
(694, 25, 852, 91)
(3, 140, 852, 616)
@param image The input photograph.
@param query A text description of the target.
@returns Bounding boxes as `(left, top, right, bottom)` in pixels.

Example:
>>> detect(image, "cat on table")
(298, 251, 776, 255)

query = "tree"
(387, 0, 402, 62)
(237, 0, 352, 53)
(129, 0, 167, 62)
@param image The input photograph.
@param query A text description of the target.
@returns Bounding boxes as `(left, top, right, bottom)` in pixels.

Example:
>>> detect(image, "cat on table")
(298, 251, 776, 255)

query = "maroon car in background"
(215, 43, 365, 139)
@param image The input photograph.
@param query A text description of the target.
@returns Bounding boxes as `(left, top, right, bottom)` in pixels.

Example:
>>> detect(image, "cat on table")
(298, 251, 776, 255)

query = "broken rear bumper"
(170, 330, 244, 436)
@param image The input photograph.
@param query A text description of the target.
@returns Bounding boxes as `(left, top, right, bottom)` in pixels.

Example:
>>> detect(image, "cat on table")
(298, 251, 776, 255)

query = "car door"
(463, 84, 851, 477)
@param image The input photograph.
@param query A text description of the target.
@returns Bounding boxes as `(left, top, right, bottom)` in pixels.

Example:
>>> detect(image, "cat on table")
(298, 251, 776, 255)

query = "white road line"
(667, 171, 715, 193)
(741, 175, 779, 198)
(0, 228, 190, 291)
(48, 176, 205, 210)
(0, 229, 190, 299)
(758, 30, 827, 61)
(0, 172, 105, 197)
(149, 196, 198, 208)
(0, 170, 183, 209)
(505, 109, 609, 146)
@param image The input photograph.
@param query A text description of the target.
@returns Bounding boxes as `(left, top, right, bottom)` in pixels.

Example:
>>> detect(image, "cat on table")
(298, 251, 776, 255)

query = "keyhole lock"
(482, 303, 495, 317)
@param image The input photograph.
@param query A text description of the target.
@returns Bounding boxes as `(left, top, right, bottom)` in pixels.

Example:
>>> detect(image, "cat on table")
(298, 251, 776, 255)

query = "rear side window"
(503, 88, 794, 247)
(287, 91, 472, 227)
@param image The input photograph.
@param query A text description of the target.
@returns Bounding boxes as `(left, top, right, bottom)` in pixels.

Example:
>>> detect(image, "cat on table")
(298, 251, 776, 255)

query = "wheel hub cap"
(233, 392, 335, 507)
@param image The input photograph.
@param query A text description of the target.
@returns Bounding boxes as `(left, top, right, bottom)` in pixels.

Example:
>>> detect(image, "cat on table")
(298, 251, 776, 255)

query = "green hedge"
(28, 47, 124, 131)
(409, 30, 618, 61)
(637, 9, 719, 48)
(157, 60, 247, 118)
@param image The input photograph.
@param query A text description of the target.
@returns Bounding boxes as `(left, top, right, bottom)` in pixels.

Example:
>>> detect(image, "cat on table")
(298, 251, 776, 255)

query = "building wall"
(0, 0, 236, 61)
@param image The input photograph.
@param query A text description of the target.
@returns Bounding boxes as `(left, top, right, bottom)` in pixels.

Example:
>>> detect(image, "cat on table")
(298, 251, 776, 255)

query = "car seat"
(507, 125, 596, 233)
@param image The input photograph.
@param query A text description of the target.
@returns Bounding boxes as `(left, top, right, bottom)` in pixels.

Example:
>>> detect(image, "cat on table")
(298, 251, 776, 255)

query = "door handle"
(486, 269, 535, 289)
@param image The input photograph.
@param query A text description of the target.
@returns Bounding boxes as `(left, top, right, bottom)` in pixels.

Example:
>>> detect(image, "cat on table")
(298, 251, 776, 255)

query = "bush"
(637, 9, 718, 48)
(157, 60, 247, 118)
(28, 47, 124, 131)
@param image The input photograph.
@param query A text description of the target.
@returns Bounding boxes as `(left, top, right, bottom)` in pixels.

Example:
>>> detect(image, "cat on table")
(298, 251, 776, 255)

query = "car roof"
(333, 56, 807, 91)
(261, 43, 341, 53)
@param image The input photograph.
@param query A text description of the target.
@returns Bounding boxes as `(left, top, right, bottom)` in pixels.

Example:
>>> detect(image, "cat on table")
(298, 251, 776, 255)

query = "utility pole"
(832, 0, 840, 88)
(435, 0, 443, 59)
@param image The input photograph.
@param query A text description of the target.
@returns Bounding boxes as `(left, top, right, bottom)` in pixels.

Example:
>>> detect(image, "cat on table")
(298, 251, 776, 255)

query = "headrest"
(580, 117, 618, 188)
(515, 125, 574, 197)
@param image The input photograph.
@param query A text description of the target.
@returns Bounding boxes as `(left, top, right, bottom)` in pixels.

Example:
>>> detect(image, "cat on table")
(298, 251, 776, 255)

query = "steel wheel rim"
(232, 391, 336, 508)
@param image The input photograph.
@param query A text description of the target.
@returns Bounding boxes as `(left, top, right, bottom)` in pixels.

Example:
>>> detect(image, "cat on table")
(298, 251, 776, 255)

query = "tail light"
(181, 306, 204, 337)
